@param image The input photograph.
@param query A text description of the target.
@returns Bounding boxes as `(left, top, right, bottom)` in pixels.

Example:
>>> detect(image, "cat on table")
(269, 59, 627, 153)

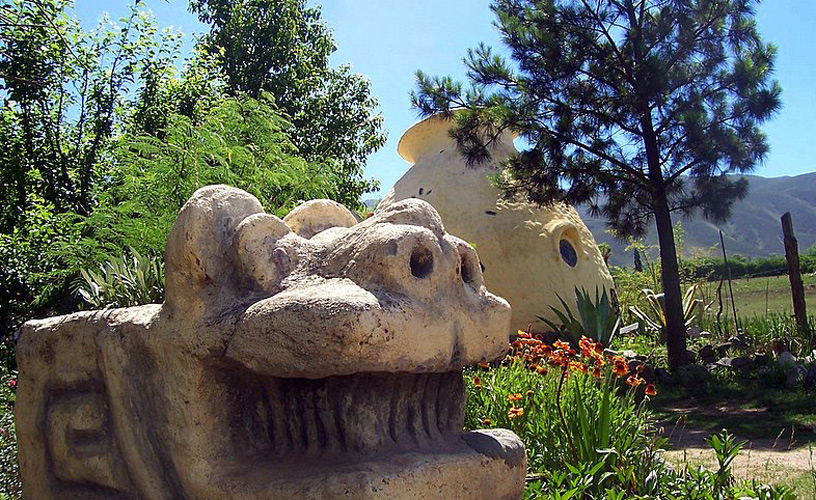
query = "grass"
(664, 448, 816, 500)
(651, 378, 816, 443)
(699, 273, 816, 321)
(649, 372, 816, 500)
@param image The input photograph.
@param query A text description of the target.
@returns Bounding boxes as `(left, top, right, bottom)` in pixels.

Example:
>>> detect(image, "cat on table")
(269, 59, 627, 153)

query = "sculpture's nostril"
(460, 256, 474, 285)
(410, 246, 434, 279)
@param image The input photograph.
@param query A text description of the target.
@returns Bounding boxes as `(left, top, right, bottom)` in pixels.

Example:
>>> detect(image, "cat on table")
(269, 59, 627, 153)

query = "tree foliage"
(0, 1, 382, 345)
(413, 0, 780, 368)
(90, 93, 344, 253)
(0, 0, 178, 223)
(0, 0, 176, 334)
(190, 0, 386, 209)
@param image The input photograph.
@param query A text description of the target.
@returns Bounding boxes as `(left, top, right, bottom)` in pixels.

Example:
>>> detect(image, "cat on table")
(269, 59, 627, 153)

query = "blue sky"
(74, 0, 816, 197)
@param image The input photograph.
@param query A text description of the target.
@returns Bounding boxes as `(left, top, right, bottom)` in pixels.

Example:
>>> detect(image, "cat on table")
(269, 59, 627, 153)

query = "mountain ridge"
(578, 172, 816, 268)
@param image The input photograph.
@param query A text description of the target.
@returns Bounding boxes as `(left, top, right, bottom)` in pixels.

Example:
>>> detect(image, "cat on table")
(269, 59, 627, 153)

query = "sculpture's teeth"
(422, 372, 442, 442)
(259, 372, 463, 458)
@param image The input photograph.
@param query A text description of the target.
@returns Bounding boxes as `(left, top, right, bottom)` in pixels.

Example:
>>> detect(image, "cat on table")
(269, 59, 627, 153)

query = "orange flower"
(473, 376, 482, 388)
(517, 329, 532, 339)
(579, 336, 597, 357)
(570, 361, 588, 375)
(508, 406, 525, 420)
(612, 357, 629, 377)
(482, 417, 492, 426)
(548, 353, 567, 367)
(536, 365, 548, 375)
(477, 361, 490, 369)
(626, 375, 644, 387)
(644, 384, 657, 396)
(507, 393, 523, 403)
(554, 340, 571, 350)
(592, 366, 603, 378)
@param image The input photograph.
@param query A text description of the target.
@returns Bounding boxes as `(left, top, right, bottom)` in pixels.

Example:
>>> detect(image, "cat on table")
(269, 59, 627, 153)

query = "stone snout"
(15, 185, 526, 500)
(225, 197, 513, 379)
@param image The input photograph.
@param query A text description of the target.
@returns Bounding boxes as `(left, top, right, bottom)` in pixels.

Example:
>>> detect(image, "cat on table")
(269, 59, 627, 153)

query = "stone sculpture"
(15, 185, 525, 500)
(379, 115, 615, 332)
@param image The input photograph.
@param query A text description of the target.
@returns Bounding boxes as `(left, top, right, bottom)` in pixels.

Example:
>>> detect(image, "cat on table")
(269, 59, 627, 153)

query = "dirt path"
(661, 413, 816, 496)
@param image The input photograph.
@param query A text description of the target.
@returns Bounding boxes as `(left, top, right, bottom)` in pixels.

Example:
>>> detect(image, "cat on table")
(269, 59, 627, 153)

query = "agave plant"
(539, 286, 620, 348)
(629, 283, 707, 337)
(75, 248, 164, 308)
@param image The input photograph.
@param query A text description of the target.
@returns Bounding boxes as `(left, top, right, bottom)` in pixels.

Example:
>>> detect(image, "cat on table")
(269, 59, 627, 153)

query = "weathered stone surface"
(16, 185, 525, 500)
(715, 356, 753, 375)
(716, 343, 732, 357)
(677, 364, 710, 387)
(378, 115, 614, 332)
(655, 367, 676, 387)
(778, 351, 797, 367)
(698, 344, 716, 364)
(786, 364, 808, 388)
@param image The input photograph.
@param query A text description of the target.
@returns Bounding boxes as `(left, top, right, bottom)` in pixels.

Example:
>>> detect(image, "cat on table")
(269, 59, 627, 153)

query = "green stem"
(556, 365, 579, 463)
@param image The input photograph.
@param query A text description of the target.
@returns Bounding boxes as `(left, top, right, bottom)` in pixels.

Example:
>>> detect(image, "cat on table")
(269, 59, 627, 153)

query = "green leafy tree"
(0, 0, 177, 337)
(190, 0, 387, 209)
(60, 93, 343, 270)
(0, 0, 178, 220)
(412, 0, 781, 369)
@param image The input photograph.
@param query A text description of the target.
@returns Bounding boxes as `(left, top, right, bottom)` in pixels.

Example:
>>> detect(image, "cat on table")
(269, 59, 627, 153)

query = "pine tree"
(412, 0, 781, 369)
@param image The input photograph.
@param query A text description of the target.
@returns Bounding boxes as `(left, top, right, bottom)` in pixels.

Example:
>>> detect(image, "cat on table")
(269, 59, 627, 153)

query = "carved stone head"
(16, 186, 525, 499)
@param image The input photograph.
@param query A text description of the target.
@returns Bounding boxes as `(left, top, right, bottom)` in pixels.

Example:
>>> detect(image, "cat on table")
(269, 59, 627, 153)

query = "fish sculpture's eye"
(559, 239, 578, 267)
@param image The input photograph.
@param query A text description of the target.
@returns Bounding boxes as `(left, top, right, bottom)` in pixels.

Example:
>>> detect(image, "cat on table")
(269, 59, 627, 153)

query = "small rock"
(728, 335, 748, 350)
(655, 367, 676, 386)
(685, 349, 697, 364)
(805, 367, 816, 388)
(716, 343, 731, 357)
(778, 351, 797, 367)
(753, 353, 768, 367)
(687, 326, 702, 338)
(621, 349, 639, 360)
(731, 357, 753, 373)
(786, 364, 808, 388)
(677, 364, 710, 386)
(699, 330, 712, 338)
(715, 357, 734, 368)
(639, 364, 656, 383)
(698, 345, 716, 364)
(804, 349, 816, 365)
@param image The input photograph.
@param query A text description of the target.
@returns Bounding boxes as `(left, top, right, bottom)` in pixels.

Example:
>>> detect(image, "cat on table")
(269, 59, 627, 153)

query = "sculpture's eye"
(410, 245, 434, 278)
(559, 239, 578, 267)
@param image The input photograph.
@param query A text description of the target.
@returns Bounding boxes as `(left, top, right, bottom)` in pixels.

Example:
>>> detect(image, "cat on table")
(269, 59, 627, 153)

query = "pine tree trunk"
(653, 190, 689, 370)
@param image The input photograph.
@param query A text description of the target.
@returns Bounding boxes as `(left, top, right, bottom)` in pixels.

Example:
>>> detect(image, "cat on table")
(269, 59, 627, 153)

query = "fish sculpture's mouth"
(214, 370, 465, 458)
(206, 367, 525, 498)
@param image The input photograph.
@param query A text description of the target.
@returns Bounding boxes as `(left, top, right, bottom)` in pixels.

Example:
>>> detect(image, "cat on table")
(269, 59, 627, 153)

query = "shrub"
(629, 283, 708, 338)
(466, 334, 659, 497)
(540, 286, 620, 347)
(467, 333, 797, 499)
(74, 248, 164, 309)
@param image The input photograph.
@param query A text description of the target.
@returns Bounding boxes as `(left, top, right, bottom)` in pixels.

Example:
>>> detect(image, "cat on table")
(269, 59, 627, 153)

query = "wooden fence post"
(781, 212, 809, 335)
(719, 230, 739, 332)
